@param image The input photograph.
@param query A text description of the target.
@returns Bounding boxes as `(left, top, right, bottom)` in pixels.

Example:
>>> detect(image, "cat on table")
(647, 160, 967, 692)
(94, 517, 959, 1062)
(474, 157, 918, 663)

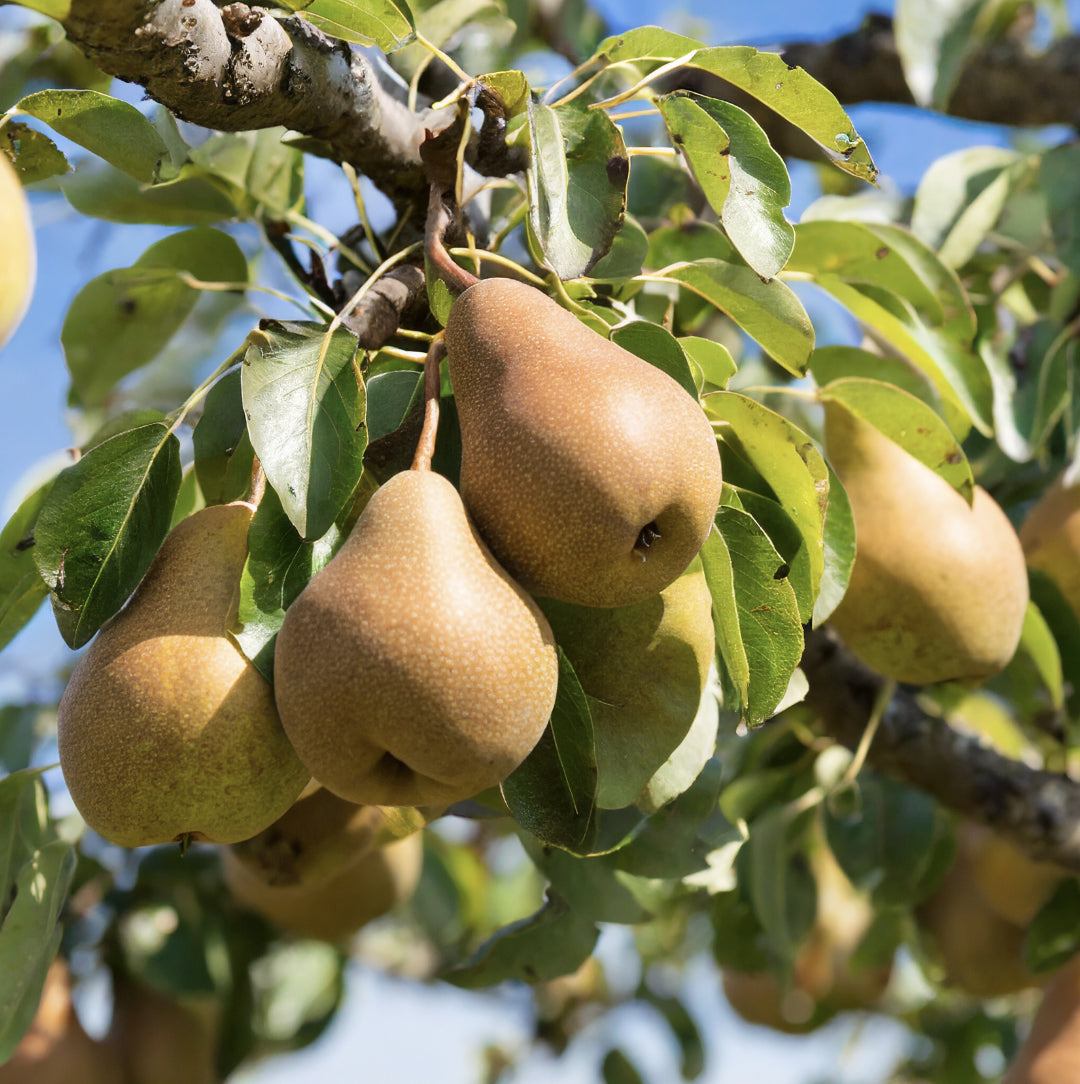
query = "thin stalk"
(412, 337, 447, 472)
(588, 52, 700, 111)
(426, 184, 480, 295)
(415, 30, 473, 85)
(446, 247, 546, 286)
(341, 162, 381, 261)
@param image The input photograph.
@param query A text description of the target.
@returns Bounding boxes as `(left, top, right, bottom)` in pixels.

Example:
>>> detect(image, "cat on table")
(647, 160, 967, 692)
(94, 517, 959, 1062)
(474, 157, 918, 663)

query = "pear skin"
(825, 402, 1028, 685)
(0, 151, 34, 351)
(56, 502, 309, 847)
(1020, 475, 1080, 618)
(445, 278, 722, 608)
(222, 830, 424, 941)
(273, 469, 559, 807)
(1004, 952, 1080, 1084)
(540, 560, 715, 808)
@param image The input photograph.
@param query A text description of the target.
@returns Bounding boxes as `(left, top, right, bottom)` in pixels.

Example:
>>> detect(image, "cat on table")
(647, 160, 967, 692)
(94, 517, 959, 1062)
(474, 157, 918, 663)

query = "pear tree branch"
(60, 0, 450, 210)
(802, 625, 1080, 874)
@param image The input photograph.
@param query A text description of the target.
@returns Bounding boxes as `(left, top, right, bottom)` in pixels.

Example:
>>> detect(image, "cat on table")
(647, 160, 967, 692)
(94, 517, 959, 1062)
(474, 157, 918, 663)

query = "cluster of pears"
(56, 273, 722, 857)
(272, 276, 723, 809)
(823, 400, 1029, 685)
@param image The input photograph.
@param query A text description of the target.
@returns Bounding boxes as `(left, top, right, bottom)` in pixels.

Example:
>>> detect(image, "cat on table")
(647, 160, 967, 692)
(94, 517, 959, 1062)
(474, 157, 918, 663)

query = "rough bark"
(803, 625, 1080, 874)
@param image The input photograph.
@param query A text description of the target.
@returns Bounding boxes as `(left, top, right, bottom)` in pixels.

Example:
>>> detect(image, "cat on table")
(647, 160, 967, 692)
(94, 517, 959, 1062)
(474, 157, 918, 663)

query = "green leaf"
(1027, 569, 1080, 723)
(824, 774, 952, 907)
(242, 321, 366, 541)
(478, 70, 530, 117)
(0, 839, 77, 1064)
(715, 506, 804, 726)
(188, 129, 304, 217)
(592, 31, 876, 184)
(813, 465, 855, 627)
(1, 122, 70, 184)
(442, 892, 599, 988)
(5, 0, 70, 15)
(894, 0, 983, 109)
(0, 770, 46, 912)
(527, 98, 628, 279)
(0, 481, 53, 654)
(705, 392, 827, 618)
(502, 649, 598, 853)
(1041, 143, 1080, 278)
(645, 993, 705, 1081)
(365, 369, 422, 443)
(610, 321, 697, 398)
(234, 486, 341, 679)
(658, 92, 793, 280)
(278, 0, 415, 50)
(1025, 878, 1080, 974)
(603, 1048, 646, 1084)
(1018, 600, 1065, 711)
(819, 377, 974, 501)
(911, 147, 1027, 269)
(62, 228, 249, 406)
(192, 368, 256, 506)
(588, 216, 649, 284)
(32, 422, 182, 648)
(809, 344, 948, 420)
(17, 89, 169, 183)
(680, 336, 736, 390)
(62, 163, 237, 225)
(650, 259, 813, 376)
(698, 529, 750, 714)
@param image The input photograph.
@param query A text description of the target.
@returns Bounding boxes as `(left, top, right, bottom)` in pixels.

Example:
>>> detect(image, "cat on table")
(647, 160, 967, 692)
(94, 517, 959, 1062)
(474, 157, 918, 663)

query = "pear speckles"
(445, 278, 722, 607)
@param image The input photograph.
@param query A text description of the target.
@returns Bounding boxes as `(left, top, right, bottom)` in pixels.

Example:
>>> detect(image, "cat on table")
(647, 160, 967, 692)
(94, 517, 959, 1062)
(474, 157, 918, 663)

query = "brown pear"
(1019, 474, 1080, 617)
(57, 502, 309, 847)
(445, 277, 723, 608)
(825, 401, 1029, 685)
(273, 468, 559, 807)
(223, 828, 424, 941)
(1004, 952, 1080, 1084)
(0, 960, 123, 1084)
(916, 822, 1051, 998)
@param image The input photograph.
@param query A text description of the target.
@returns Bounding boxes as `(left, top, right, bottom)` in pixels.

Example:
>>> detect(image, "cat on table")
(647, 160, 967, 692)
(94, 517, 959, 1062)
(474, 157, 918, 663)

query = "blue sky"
(1, 0, 1076, 1079)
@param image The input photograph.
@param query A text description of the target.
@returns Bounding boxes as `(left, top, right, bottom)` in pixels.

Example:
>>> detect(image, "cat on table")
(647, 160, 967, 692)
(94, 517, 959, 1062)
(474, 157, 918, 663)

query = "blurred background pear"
(0, 152, 35, 352)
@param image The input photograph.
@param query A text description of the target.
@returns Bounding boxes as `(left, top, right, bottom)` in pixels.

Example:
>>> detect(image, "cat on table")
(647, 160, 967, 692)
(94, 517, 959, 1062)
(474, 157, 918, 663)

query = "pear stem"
(425, 183, 480, 296)
(412, 336, 447, 472)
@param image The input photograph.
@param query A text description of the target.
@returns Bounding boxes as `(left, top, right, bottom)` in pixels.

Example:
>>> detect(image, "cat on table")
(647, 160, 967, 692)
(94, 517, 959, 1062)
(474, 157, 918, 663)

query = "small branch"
(338, 264, 427, 350)
(61, 0, 453, 211)
(424, 183, 480, 295)
(802, 625, 1080, 873)
(411, 337, 446, 472)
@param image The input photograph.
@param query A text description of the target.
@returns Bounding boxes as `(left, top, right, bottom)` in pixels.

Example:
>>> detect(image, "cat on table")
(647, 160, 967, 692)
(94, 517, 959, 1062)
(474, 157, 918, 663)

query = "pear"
(824, 401, 1028, 685)
(0, 151, 35, 351)
(445, 278, 723, 608)
(226, 783, 427, 888)
(916, 821, 1050, 998)
(540, 560, 715, 808)
(222, 828, 424, 941)
(0, 960, 123, 1084)
(1019, 474, 1080, 617)
(273, 468, 559, 807)
(56, 502, 309, 848)
(1003, 952, 1080, 1084)
(108, 976, 219, 1084)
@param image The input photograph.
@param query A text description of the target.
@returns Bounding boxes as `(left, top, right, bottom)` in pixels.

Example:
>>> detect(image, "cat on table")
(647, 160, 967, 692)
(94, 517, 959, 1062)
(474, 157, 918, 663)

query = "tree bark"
(803, 625, 1080, 874)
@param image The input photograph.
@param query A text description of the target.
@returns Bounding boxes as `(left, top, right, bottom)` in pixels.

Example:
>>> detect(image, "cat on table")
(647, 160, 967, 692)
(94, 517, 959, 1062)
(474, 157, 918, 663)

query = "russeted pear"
(273, 468, 559, 807)
(1003, 952, 1080, 1084)
(0, 151, 35, 351)
(540, 560, 715, 808)
(1019, 474, 1080, 617)
(824, 401, 1029, 685)
(445, 278, 723, 608)
(0, 960, 123, 1084)
(916, 821, 1050, 998)
(56, 502, 309, 847)
(222, 825, 424, 942)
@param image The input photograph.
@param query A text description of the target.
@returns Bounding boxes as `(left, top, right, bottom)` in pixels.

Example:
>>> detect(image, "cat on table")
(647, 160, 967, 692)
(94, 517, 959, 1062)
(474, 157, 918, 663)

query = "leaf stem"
(415, 30, 473, 86)
(412, 336, 446, 472)
(587, 52, 699, 111)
